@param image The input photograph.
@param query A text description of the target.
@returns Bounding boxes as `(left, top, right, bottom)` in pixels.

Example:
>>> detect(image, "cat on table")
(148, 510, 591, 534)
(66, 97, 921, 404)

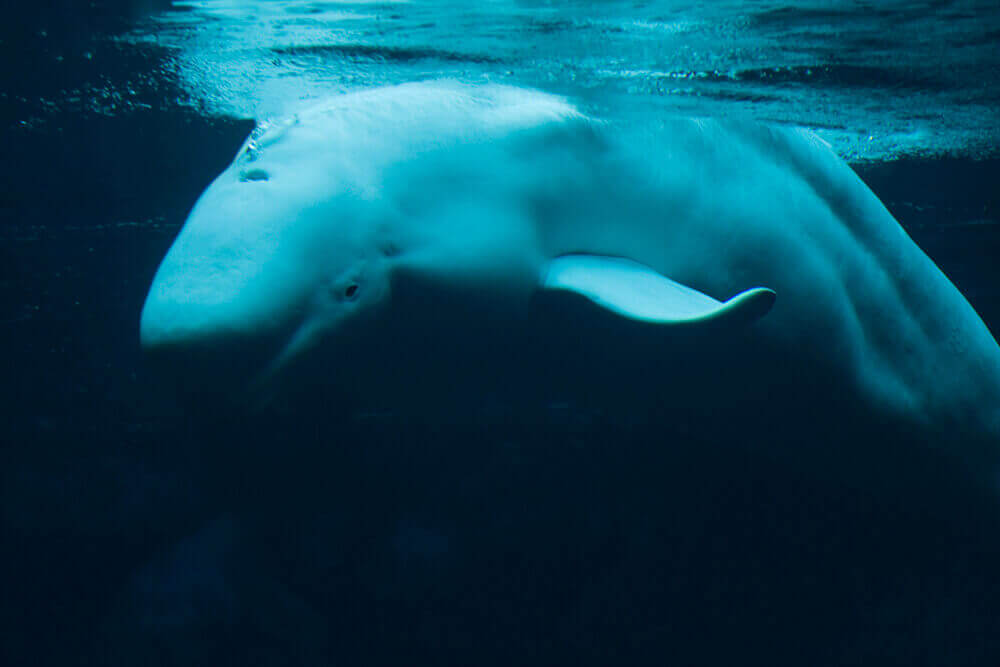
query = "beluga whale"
(141, 81, 1000, 472)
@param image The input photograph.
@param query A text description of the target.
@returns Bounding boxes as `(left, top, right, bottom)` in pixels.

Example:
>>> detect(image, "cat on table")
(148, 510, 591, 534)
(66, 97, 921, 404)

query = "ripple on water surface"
(114, 0, 1000, 162)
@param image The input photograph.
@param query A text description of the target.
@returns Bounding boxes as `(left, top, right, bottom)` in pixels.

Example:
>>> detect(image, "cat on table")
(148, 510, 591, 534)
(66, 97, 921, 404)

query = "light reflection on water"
(123, 0, 1000, 161)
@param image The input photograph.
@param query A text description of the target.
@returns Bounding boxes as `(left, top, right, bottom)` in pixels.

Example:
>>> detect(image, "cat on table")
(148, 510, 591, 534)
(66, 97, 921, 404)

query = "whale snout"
(139, 263, 312, 409)
(139, 307, 286, 410)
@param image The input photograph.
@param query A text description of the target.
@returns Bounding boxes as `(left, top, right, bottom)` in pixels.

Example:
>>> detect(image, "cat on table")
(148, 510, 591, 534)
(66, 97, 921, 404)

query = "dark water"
(3, 2, 1000, 665)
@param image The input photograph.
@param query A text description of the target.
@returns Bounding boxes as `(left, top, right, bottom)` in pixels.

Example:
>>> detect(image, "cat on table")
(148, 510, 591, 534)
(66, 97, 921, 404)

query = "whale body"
(141, 82, 1000, 462)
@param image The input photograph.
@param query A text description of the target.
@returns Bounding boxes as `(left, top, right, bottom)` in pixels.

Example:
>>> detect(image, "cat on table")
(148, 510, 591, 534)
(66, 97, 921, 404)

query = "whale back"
(486, 114, 1000, 441)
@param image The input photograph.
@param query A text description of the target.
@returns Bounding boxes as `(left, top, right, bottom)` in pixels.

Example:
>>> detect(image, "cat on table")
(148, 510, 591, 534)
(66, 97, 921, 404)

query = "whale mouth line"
(243, 343, 298, 411)
(243, 320, 326, 411)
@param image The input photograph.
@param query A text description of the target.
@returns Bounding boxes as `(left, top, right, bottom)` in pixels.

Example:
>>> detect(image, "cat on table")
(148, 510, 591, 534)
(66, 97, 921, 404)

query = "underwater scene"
(3, 1, 1000, 664)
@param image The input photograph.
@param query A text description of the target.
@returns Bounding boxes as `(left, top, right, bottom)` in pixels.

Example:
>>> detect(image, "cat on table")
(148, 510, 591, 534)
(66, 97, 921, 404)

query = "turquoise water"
(3, 2, 1000, 665)
(126, 0, 1000, 160)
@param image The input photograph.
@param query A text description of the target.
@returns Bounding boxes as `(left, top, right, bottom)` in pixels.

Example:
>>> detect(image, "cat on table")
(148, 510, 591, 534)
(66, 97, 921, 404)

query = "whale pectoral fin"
(540, 254, 775, 326)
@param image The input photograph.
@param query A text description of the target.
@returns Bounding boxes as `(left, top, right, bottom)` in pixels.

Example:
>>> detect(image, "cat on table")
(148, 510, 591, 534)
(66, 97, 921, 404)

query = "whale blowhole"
(240, 168, 270, 182)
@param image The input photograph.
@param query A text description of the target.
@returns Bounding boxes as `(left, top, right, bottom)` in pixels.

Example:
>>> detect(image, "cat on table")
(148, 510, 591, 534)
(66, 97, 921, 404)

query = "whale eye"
(344, 284, 359, 299)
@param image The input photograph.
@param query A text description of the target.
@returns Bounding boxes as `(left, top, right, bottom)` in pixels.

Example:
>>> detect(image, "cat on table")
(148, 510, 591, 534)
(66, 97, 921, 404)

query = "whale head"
(140, 84, 586, 407)
(140, 119, 398, 405)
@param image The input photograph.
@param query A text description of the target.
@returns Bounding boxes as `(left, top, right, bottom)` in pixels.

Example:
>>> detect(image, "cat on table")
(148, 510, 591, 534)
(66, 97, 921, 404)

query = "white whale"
(140, 82, 1000, 461)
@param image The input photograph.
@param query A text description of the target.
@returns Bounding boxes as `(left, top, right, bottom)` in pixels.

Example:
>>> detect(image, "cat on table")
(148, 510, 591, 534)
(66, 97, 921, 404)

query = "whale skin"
(140, 81, 1000, 468)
